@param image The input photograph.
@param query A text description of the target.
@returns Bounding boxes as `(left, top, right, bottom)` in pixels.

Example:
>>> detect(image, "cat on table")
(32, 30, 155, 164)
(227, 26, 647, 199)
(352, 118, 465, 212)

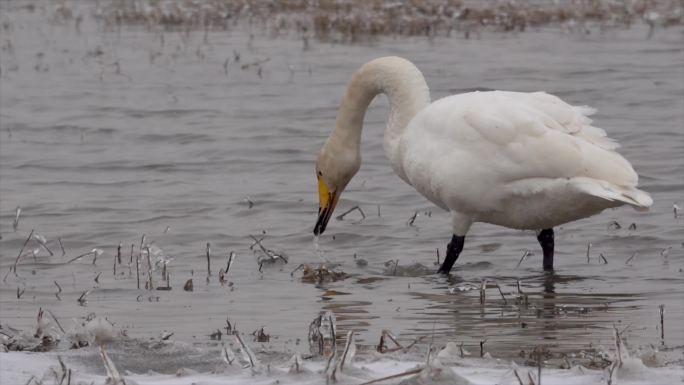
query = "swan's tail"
(573, 178, 653, 211)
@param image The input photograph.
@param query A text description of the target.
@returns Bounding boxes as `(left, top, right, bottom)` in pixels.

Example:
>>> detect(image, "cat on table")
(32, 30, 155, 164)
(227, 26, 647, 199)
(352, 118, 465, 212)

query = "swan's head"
(313, 140, 360, 235)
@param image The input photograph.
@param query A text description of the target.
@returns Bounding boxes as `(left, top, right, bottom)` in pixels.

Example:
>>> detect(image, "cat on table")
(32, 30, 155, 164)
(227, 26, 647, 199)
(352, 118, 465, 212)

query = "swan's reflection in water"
(313, 268, 642, 360)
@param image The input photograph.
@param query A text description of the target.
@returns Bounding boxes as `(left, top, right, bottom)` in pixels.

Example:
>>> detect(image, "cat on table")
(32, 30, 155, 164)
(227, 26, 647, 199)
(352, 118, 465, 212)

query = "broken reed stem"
(536, 346, 542, 385)
(206, 242, 211, 276)
(600, 253, 608, 264)
(435, 248, 440, 264)
(116, 242, 122, 264)
(113, 252, 117, 277)
(495, 282, 508, 304)
(146, 247, 153, 290)
(659, 304, 665, 343)
(13, 229, 35, 274)
(586, 243, 592, 263)
(513, 368, 525, 385)
(339, 330, 354, 372)
(136, 251, 140, 289)
(479, 279, 487, 305)
(129, 243, 134, 264)
(480, 339, 487, 358)
(58, 238, 65, 256)
(226, 251, 235, 275)
(46, 309, 66, 333)
(358, 367, 423, 385)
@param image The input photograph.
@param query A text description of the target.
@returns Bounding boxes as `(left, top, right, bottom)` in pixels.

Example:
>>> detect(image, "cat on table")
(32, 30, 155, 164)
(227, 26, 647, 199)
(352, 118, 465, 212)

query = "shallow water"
(1, 2, 683, 368)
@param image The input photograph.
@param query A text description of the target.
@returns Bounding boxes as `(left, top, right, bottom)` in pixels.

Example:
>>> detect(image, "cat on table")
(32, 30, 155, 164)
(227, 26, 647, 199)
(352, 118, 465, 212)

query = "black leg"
(437, 234, 465, 274)
(537, 228, 554, 270)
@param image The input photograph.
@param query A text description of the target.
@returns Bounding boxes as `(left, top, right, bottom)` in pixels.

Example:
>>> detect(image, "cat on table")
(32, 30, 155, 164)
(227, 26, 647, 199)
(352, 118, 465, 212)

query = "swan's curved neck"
(329, 57, 430, 173)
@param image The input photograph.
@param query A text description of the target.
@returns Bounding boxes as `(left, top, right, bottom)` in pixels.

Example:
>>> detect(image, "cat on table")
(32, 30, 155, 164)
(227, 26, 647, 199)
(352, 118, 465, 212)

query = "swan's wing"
(400, 91, 651, 212)
(504, 91, 620, 150)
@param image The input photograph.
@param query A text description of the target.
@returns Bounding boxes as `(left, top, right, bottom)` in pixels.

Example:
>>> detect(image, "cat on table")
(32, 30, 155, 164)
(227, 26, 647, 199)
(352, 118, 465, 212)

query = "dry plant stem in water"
(13, 229, 35, 274)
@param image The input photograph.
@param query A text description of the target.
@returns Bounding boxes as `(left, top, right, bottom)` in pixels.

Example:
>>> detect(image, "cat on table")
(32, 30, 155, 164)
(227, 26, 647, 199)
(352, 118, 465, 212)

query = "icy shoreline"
(2, 347, 682, 385)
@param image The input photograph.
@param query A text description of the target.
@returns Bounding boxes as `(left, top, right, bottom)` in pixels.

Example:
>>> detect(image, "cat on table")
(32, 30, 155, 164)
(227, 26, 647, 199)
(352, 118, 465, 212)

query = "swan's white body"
(315, 56, 651, 240)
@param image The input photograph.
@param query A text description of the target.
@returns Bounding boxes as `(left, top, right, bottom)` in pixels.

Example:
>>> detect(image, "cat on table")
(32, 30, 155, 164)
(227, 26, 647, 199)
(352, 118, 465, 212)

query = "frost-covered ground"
(2, 313, 683, 385)
(2, 344, 683, 385)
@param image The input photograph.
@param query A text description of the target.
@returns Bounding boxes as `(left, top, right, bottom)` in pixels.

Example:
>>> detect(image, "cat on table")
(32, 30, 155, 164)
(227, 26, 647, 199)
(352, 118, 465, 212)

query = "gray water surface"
(1, 4, 683, 365)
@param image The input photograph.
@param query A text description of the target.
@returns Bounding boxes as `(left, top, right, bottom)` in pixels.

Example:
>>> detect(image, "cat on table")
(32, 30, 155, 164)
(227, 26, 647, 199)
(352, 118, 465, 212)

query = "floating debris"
(252, 327, 270, 343)
(251, 235, 288, 271)
(293, 263, 348, 284)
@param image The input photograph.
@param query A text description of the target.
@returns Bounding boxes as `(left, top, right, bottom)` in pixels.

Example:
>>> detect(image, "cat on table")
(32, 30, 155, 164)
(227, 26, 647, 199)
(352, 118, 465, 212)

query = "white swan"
(313, 57, 652, 273)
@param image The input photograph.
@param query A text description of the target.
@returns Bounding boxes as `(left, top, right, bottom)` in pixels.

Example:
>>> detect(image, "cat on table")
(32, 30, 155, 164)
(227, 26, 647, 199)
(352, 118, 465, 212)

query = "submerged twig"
(77, 290, 89, 306)
(517, 249, 531, 267)
(66, 249, 103, 264)
(58, 238, 65, 257)
(359, 367, 423, 385)
(625, 252, 637, 265)
(407, 210, 419, 226)
(34, 232, 53, 256)
(495, 282, 508, 304)
(54, 281, 62, 301)
(336, 205, 366, 221)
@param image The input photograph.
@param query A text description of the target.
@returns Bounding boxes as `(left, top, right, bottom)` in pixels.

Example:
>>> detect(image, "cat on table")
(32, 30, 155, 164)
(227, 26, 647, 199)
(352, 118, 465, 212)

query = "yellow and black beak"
(314, 176, 339, 235)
